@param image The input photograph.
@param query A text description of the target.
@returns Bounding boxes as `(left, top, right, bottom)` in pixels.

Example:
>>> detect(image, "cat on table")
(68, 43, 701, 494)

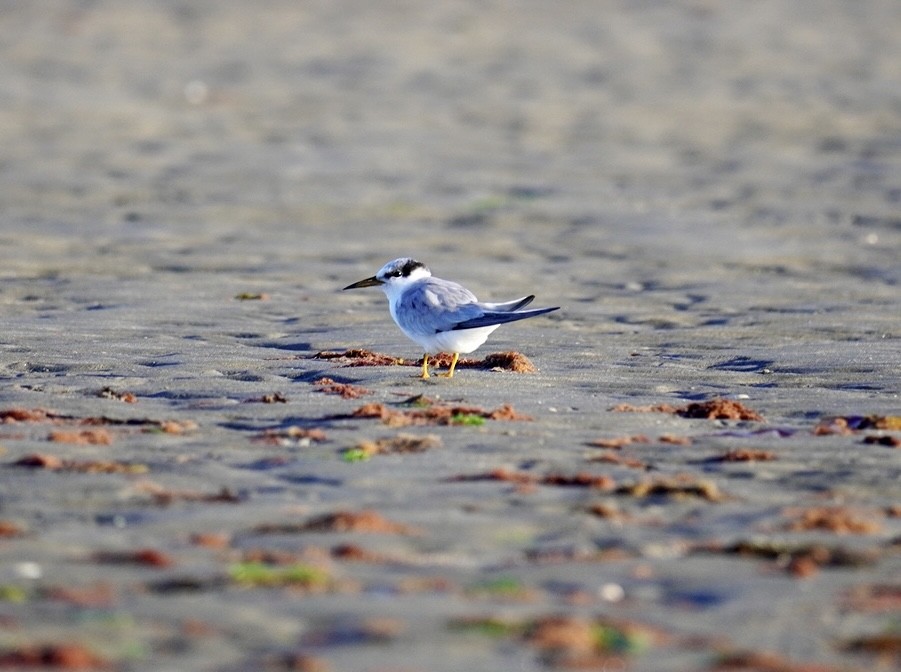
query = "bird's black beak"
(343, 275, 383, 290)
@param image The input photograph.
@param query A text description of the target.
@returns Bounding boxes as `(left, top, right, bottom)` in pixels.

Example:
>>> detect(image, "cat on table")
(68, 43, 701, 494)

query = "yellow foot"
(437, 353, 459, 378)
(420, 354, 431, 379)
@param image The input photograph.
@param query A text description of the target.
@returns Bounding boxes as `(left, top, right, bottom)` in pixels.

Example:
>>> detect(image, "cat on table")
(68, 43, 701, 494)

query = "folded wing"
(395, 280, 558, 335)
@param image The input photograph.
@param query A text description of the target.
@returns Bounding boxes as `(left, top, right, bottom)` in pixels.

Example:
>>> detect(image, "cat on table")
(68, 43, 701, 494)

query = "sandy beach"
(0, 2, 898, 670)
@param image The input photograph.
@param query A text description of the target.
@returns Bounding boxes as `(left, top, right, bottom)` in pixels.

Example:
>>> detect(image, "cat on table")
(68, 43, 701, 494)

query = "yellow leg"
(420, 354, 431, 379)
(438, 352, 459, 378)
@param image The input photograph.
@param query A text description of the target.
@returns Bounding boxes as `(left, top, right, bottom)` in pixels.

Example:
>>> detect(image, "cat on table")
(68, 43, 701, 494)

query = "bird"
(343, 258, 559, 378)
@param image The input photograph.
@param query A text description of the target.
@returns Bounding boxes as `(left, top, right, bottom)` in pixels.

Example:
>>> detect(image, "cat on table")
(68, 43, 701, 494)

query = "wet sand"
(0, 2, 898, 670)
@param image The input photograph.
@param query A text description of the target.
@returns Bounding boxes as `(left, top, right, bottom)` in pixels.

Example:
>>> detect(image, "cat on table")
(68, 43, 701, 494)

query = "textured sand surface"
(0, 2, 898, 670)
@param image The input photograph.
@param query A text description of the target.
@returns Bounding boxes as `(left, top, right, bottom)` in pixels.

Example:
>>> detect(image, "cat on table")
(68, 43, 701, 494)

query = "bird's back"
(391, 277, 483, 338)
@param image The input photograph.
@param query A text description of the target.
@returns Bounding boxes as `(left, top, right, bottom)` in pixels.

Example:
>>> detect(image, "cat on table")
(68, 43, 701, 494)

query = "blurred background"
(1, 1, 897, 279)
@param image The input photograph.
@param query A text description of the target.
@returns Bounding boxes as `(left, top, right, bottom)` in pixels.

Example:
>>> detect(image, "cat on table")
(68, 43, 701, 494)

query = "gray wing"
(397, 281, 557, 334)
(395, 279, 485, 334)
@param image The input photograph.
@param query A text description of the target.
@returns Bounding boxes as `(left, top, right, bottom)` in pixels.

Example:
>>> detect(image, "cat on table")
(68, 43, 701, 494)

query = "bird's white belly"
(404, 325, 499, 354)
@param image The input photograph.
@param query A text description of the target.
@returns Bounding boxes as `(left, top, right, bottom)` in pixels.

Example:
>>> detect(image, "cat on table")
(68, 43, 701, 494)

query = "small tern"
(343, 258, 559, 378)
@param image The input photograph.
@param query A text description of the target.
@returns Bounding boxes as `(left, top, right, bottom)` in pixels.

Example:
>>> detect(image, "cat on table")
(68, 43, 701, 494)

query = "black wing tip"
(451, 305, 560, 330)
(525, 305, 560, 316)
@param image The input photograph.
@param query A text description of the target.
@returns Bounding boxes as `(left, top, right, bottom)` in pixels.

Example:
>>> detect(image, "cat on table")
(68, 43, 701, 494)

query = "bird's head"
(343, 258, 431, 296)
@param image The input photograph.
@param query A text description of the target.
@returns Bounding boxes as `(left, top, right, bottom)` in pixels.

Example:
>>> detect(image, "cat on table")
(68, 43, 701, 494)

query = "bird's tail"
(480, 295, 535, 312)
